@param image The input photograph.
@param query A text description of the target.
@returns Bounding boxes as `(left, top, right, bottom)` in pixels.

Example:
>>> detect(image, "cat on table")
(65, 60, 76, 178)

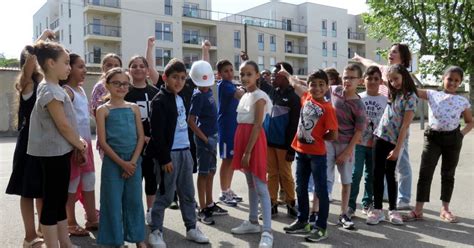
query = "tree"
(363, 0, 474, 110)
(0, 57, 20, 67)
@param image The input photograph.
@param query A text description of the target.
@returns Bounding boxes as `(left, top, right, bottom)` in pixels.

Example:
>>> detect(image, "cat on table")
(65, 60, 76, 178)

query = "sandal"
(402, 210, 423, 222)
(440, 210, 458, 223)
(85, 221, 99, 231)
(23, 237, 44, 248)
(68, 225, 90, 237)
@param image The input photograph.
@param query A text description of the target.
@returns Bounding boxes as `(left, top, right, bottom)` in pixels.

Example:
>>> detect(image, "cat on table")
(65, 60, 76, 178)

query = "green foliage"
(0, 58, 20, 67)
(363, 0, 474, 77)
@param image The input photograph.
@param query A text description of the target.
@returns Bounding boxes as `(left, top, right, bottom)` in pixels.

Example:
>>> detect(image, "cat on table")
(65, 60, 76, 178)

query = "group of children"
(6, 30, 472, 248)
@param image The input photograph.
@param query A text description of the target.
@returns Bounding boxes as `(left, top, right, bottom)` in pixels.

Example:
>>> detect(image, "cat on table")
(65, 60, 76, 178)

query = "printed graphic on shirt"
(297, 101, 324, 144)
(137, 99, 151, 122)
(361, 96, 387, 146)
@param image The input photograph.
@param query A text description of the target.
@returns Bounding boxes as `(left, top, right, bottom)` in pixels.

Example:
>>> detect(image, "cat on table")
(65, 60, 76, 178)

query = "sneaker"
(148, 229, 166, 248)
(146, 208, 152, 226)
(283, 220, 310, 234)
(210, 202, 228, 216)
(169, 201, 179, 210)
(186, 227, 209, 244)
(389, 210, 404, 225)
(231, 220, 261, 234)
(229, 189, 243, 202)
(338, 214, 355, 229)
(328, 193, 333, 203)
(305, 227, 328, 242)
(219, 192, 238, 207)
(366, 209, 385, 225)
(347, 207, 355, 219)
(287, 204, 298, 218)
(259, 231, 273, 248)
(259, 204, 278, 220)
(197, 208, 215, 225)
(309, 212, 318, 226)
(361, 204, 373, 215)
(397, 201, 411, 210)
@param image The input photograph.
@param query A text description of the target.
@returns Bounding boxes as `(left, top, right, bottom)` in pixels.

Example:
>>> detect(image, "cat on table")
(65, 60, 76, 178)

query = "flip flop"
(440, 211, 458, 223)
(402, 210, 423, 222)
(68, 225, 90, 237)
(23, 237, 44, 248)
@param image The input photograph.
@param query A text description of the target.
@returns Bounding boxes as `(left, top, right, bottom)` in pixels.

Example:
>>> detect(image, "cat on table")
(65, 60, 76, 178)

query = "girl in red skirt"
(230, 61, 273, 248)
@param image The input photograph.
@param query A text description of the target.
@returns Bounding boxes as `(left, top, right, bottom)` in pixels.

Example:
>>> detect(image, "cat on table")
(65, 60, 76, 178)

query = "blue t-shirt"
(172, 95, 190, 149)
(217, 80, 238, 138)
(189, 88, 218, 136)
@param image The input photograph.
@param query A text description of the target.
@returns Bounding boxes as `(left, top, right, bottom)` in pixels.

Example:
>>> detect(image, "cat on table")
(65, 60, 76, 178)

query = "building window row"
(155, 22, 173, 41)
(322, 19, 337, 37)
(156, 48, 172, 67)
(322, 41, 337, 57)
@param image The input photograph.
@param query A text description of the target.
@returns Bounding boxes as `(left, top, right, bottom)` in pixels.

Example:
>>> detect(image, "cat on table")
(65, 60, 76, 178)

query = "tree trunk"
(470, 72, 474, 113)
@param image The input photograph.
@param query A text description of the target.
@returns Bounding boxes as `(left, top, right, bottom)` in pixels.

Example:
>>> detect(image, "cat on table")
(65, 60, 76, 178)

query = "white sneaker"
(186, 227, 209, 244)
(231, 220, 261, 234)
(146, 208, 152, 226)
(259, 231, 273, 248)
(149, 229, 166, 248)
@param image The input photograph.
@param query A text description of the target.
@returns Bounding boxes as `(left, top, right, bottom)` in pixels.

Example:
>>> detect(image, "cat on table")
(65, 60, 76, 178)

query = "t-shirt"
(189, 88, 218, 136)
(359, 92, 388, 147)
(125, 84, 159, 137)
(172, 95, 190, 149)
(237, 89, 272, 124)
(28, 80, 78, 156)
(291, 92, 338, 155)
(330, 85, 367, 144)
(217, 79, 239, 136)
(374, 92, 418, 145)
(427, 90, 470, 131)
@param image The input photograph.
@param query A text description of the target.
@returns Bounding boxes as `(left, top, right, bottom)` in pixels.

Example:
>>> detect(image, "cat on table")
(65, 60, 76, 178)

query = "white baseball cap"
(190, 60, 215, 87)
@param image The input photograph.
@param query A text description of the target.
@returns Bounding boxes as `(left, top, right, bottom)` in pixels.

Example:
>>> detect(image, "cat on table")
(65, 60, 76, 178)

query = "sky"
(0, 0, 368, 59)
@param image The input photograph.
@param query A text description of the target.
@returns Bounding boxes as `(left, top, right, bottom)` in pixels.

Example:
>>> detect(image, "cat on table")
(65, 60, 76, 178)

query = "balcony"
(84, 24, 121, 42)
(85, 51, 121, 65)
(183, 33, 217, 47)
(348, 49, 365, 59)
(50, 18, 60, 30)
(285, 45, 307, 55)
(84, 0, 121, 14)
(182, 7, 307, 34)
(294, 67, 308, 76)
(348, 32, 365, 41)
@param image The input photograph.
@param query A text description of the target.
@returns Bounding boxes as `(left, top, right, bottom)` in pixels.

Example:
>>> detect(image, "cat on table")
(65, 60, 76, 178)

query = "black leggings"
(142, 156, 157, 195)
(373, 138, 398, 211)
(39, 152, 71, 225)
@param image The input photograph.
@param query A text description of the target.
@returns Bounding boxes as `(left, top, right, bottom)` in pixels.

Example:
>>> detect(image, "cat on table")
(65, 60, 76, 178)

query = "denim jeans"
(396, 140, 411, 204)
(349, 145, 374, 210)
(295, 152, 328, 230)
(245, 172, 272, 232)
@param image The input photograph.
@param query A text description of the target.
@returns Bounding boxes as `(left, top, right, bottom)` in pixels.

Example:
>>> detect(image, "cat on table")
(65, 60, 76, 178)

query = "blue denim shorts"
(194, 134, 218, 175)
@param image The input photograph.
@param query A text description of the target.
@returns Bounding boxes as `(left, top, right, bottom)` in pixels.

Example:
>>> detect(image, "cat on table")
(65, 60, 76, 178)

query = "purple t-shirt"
(330, 85, 367, 144)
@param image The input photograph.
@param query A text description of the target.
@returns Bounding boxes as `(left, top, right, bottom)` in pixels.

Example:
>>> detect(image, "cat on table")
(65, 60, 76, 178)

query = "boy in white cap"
(187, 60, 227, 225)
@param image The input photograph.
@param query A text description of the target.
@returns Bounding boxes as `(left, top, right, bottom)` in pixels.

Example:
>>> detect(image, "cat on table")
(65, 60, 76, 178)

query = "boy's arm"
(188, 115, 208, 143)
(202, 40, 211, 62)
(278, 68, 307, 97)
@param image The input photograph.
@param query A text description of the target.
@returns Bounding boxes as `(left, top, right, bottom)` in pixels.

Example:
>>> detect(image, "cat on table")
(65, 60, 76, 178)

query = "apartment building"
(33, 0, 389, 75)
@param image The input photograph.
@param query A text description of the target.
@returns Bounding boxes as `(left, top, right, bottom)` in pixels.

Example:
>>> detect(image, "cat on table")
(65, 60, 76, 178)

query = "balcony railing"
(285, 45, 307, 55)
(84, 0, 120, 8)
(84, 24, 121, 37)
(85, 52, 121, 64)
(295, 68, 308, 76)
(50, 18, 60, 30)
(182, 7, 307, 33)
(182, 33, 217, 46)
(348, 32, 365, 41)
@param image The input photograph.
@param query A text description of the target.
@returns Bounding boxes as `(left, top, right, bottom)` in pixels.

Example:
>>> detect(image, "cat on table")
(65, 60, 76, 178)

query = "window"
(68, 24, 71, 44)
(183, 29, 199, 44)
(331, 21, 337, 37)
(322, 61, 327, 68)
(184, 53, 199, 69)
(332, 62, 337, 68)
(332, 42, 337, 57)
(155, 22, 173, 41)
(258, 33, 264, 51)
(234, 31, 241, 48)
(68, 0, 71, 18)
(282, 18, 292, 31)
(234, 54, 241, 70)
(375, 47, 381, 61)
(322, 19, 327, 36)
(258, 56, 264, 70)
(92, 18, 101, 35)
(270, 35, 276, 52)
(93, 47, 101, 64)
(322, 41, 327, 57)
(285, 40, 293, 53)
(165, 0, 172, 15)
(183, 3, 199, 17)
(269, 57, 276, 67)
(155, 48, 172, 67)
(61, 4, 63, 16)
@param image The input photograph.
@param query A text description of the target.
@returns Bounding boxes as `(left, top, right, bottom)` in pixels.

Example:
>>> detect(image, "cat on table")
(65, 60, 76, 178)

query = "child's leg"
(20, 197, 39, 241)
(349, 145, 365, 211)
(66, 177, 80, 226)
(295, 153, 312, 222)
(276, 148, 296, 205)
(244, 173, 261, 225)
(142, 156, 157, 209)
(325, 141, 336, 196)
(206, 171, 216, 205)
(123, 162, 145, 243)
(197, 174, 208, 209)
(175, 150, 198, 231)
(385, 153, 398, 211)
(362, 147, 374, 207)
(81, 172, 98, 223)
(372, 138, 391, 210)
(335, 143, 355, 215)
(397, 141, 412, 205)
(267, 147, 280, 205)
(439, 132, 463, 209)
(248, 173, 272, 232)
(311, 155, 329, 230)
